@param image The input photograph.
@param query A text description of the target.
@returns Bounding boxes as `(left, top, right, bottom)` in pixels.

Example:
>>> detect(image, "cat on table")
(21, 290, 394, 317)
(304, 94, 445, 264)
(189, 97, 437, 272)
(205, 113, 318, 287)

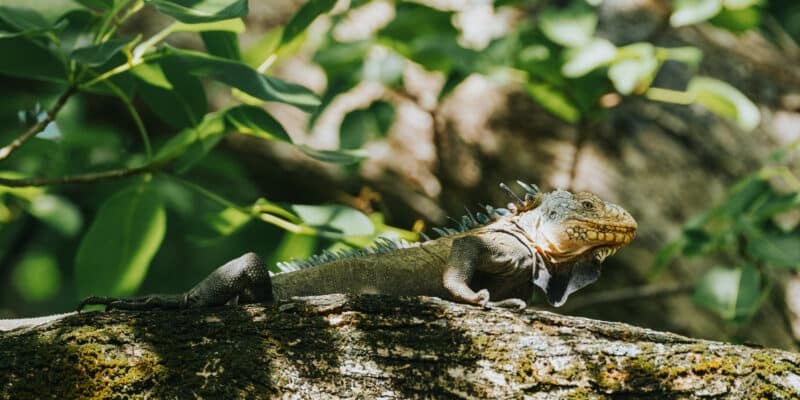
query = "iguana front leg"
(443, 234, 531, 311)
(78, 253, 273, 311)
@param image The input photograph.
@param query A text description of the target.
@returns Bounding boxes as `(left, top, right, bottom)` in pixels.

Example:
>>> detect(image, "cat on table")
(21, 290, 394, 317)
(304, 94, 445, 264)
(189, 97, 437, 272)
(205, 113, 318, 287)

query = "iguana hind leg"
(78, 253, 273, 311)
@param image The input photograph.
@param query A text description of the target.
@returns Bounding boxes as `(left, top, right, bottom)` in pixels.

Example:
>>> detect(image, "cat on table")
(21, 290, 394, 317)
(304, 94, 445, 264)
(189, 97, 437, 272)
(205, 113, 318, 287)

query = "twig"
(0, 163, 162, 188)
(0, 86, 76, 161)
(563, 282, 695, 311)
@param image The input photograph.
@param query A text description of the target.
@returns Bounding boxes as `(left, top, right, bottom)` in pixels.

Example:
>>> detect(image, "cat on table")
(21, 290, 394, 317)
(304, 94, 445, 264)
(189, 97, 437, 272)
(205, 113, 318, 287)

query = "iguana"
(75, 182, 637, 312)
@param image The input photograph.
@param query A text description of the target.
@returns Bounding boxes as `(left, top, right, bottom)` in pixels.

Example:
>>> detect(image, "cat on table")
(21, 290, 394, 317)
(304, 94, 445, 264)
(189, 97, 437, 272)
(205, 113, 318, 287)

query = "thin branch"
(0, 86, 76, 161)
(562, 282, 695, 311)
(0, 163, 162, 188)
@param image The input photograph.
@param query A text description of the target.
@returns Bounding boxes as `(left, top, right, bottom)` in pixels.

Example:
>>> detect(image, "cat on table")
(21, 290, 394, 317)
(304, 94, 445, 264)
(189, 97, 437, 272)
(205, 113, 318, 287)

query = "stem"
(0, 86, 76, 161)
(101, 0, 145, 41)
(101, 79, 152, 159)
(0, 163, 161, 188)
(95, 0, 133, 44)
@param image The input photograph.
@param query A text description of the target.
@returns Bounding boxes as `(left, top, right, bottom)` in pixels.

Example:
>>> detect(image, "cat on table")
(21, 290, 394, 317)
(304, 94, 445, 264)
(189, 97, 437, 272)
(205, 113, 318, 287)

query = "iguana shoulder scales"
(77, 181, 637, 312)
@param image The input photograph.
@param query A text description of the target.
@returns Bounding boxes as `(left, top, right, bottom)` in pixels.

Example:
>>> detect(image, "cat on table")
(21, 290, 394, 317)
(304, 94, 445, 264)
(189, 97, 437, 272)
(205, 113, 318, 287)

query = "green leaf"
(539, 3, 597, 48)
(224, 105, 292, 142)
(670, 0, 723, 27)
(75, 182, 166, 297)
(525, 81, 581, 123)
(661, 46, 703, 66)
(201, 30, 241, 60)
(561, 38, 617, 77)
(340, 100, 394, 149)
(608, 43, 658, 95)
(710, 6, 761, 33)
(169, 47, 320, 112)
(291, 204, 374, 238)
(0, 37, 67, 82)
(716, 175, 769, 218)
(242, 26, 283, 68)
(12, 251, 61, 302)
(154, 110, 226, 170)
(70, 36, 136, 66)
(146, 0, 248, 23)
(0, 6, 52, 34)
(693, 265, 761, 320)
(200, 206, 252, 237)
(136, 58, 208, 129)
(26, 194, 83, 237)
(74, 0, 114, 10)
(280, 0, 337, 46)
(752, 191, 800, 221)
(297, 144, 369, 165)
(687, 76, 760, 131)
(747, 232, 800, 269)
(172, 18, 245, 33)
(722, 0, 760, 9)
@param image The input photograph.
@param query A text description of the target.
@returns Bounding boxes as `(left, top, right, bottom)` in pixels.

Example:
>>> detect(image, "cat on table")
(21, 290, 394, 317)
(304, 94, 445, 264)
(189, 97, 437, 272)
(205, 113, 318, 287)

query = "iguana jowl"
(78, 182, 637, 311)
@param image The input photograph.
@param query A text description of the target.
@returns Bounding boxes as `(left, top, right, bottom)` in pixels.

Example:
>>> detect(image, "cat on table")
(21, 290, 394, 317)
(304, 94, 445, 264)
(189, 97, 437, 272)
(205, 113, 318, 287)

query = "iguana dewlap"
(78, 182, 637, 312)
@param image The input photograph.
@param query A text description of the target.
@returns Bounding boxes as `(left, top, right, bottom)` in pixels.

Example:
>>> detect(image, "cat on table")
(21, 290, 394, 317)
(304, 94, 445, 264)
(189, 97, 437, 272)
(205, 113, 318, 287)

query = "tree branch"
(0, 86, 76, 161)
(1, 294, 798, 398)
(0, 163, 161, 188)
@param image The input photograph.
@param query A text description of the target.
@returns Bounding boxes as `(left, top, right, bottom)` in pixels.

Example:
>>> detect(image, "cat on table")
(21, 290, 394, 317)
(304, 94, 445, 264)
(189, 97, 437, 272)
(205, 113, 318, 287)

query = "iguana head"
(514, 188, 637, 307)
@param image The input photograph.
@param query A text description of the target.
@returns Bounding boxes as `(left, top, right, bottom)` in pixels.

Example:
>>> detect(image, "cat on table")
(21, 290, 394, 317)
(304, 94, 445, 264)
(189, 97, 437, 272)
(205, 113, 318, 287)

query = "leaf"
(649, 237, 687, 278)
(172, 18, 245, 33)
(201, 31, 241, 60)
(12, 251, 61, 302)
(722, 0, 760, 9)
(716, 176, 769, 218)
(146, 0, 248, 23)
(670, 0, 723, 27)
(608, 43, 658, 95)
(169, 47, 320, 112)
(710, 6, 761, 33)
(539, 3, 598, 48)
(0, 37, 67, 83)
(136, 58, 207, 129)
(340, 100, 394, 149)
(561, 38, 617, 78)
(693, 265, 761, 320)
(154, 111, 226, 172)
(70, 36, 136, 66)
(224, 105, 292, 142)
(297, 144, 369, 165)
(687, 76, 760, 131)
(26, 194, 83, 237)
(200, 206, 252, 237)
(75, 182, 166, 297)
(747, 232, 800, 269)
(280, 0, 337, 46)
(74, 0, 114, 10)
(752, 191, 800, 221)
(291, 204, 374, 238)
(525, 81, 581, 123)
(662, 46, 703, 66)
(0, 6, 52, 34)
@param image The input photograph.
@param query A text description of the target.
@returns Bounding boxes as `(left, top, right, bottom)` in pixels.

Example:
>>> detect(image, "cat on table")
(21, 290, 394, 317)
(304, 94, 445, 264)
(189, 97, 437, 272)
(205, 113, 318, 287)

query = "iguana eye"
(549, 210, 558, 219)
(582, 201, 594, 210)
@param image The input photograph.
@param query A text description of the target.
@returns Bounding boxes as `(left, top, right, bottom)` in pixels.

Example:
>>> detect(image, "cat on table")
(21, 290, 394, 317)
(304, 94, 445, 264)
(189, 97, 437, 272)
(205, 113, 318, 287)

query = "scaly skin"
(74, 184, 637, 313)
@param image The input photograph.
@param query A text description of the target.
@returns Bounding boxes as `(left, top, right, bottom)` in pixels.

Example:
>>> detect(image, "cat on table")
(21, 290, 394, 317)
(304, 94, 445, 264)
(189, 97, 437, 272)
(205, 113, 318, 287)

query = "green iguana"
(76, 182, 637, 312)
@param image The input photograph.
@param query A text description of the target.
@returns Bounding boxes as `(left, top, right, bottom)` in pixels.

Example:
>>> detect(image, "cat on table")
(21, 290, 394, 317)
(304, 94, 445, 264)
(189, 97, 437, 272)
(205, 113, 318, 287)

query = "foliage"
(0, 0, 786, 319)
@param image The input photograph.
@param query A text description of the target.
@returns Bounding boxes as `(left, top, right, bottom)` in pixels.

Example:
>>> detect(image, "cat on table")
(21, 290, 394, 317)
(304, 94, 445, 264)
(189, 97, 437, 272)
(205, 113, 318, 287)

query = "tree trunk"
(1, 295, 798, 399)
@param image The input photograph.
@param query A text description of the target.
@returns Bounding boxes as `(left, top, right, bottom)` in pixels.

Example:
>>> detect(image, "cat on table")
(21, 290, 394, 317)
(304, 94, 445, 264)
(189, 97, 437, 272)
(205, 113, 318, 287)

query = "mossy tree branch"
(1, 294, 798, 398)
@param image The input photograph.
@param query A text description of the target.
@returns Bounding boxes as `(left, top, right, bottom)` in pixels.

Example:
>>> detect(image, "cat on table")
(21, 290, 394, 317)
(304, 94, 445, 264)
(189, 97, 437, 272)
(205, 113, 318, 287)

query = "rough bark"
(2, 295, 798, 399)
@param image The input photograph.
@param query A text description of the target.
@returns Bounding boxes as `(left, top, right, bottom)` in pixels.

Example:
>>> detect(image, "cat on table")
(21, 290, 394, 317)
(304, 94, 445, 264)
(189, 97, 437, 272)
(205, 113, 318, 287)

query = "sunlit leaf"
(688, 76, 760, 131)
(710, 6, 761, 33)
(146, 0, 248, 23)
(562, 38, 616, 77)
(661, 46, 703, 66)
(70, 36, 136, 66)
(297, 144, 369, 164)
(608, 43, 658, 95)
(201, 206, 252, 236)
(169, 47, 320, 112)
(26, 194, 83, 237)
(693, 264, 761, 320)
(539, 3, 597, 48)
(75, 182, 166, 297)
(291, 204, 374, 238)
(747, 232, 800, 269)
(670, 0, 722, 27)
(154, 111, 226, 172)
(224, 105, 292, 142)
(172, 18, 245, 33)
(525, 81, 581, 123)
(280, 0, 336, 46)
(722, 0, 759, 10)
(12, 251, 60, 302)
